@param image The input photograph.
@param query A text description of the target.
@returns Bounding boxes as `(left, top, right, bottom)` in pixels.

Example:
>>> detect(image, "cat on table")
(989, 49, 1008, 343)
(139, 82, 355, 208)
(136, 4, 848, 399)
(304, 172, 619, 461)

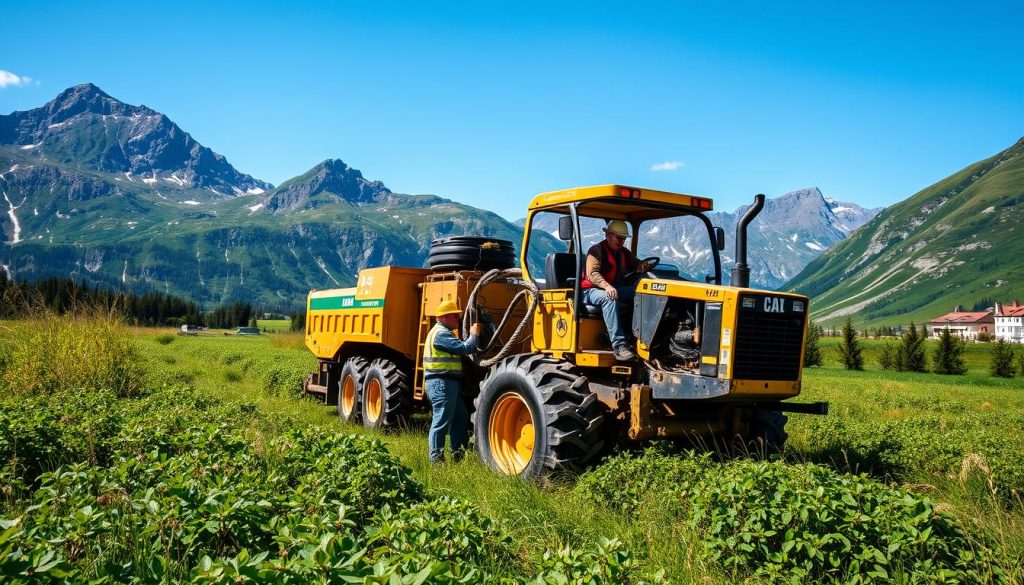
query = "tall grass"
(0, 306, 143, 398)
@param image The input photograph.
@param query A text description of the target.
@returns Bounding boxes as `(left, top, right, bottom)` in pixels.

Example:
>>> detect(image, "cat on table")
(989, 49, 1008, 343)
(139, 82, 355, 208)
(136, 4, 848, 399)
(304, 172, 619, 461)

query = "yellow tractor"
(303, 185, 827, 477)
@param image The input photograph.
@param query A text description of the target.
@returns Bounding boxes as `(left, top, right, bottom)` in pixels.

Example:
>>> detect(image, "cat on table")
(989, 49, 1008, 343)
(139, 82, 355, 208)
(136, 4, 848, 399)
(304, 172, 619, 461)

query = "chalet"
(994, 300, 1024, 343)
(928, 306, 994, 340)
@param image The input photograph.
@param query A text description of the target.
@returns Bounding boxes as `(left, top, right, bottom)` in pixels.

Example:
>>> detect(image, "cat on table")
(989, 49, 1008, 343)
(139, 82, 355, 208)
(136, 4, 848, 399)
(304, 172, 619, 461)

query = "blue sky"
(2, 0, 1022, 220)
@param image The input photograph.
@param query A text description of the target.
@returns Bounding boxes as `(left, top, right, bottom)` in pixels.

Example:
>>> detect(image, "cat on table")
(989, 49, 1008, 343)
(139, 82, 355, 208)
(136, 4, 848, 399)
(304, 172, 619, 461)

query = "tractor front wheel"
(473, 355, 604, 478)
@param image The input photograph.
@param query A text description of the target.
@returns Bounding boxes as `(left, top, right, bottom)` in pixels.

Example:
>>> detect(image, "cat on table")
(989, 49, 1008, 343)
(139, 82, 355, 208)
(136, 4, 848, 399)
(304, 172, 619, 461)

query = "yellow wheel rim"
(341, 374, 356, 417)
(489, 392, 535, 475)
(366, 378, 382, 423)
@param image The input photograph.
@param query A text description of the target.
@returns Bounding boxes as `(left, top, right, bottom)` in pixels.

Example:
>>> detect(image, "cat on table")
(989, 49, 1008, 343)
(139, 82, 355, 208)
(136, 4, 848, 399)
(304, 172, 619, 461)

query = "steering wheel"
(624, 256, 661, 283)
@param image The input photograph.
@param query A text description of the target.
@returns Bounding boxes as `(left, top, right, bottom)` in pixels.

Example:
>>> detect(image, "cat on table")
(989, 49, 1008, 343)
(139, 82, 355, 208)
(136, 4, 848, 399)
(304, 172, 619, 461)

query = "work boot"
(613, 345, 637, 361)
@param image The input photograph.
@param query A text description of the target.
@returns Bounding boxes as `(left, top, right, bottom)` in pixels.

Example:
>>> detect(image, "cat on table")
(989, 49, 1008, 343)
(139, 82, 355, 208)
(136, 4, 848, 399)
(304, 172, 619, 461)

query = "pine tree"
(838, 317, 864, 370)
(291, 311, 307, 332)
(990, 339, 1017, 378)
(933, 329, 968, 375)
(900, 322, 928, 372)
(878, 342, 899, 370)
(804, 320, 823, 367)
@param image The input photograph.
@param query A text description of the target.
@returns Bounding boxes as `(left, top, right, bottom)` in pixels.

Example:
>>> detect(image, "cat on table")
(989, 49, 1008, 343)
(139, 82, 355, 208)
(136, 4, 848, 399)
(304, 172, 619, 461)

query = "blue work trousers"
(426, 377, 469, 462)
(582, 285, 635, 350)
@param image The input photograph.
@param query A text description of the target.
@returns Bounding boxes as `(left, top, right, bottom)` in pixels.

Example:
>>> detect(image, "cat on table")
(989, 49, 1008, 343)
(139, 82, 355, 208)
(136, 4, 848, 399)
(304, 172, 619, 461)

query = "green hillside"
(785, 137, 1024, 328)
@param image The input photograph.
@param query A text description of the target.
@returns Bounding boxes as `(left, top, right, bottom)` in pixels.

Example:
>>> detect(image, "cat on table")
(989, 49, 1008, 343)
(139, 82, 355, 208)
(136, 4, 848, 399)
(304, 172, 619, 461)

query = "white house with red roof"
(994, 300, 1024, 343)
(927, 306, 994, 340)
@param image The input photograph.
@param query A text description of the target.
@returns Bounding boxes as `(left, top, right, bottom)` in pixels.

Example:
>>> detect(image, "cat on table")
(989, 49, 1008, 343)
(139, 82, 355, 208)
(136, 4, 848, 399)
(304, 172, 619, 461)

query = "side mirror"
(558, 216, 574, 241)
(714, 227, 726, 251)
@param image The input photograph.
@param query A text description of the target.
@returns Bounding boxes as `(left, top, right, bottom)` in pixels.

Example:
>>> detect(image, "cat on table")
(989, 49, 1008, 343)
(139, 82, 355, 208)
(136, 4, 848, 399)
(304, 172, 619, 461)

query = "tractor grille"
(732, 295, 807, 381)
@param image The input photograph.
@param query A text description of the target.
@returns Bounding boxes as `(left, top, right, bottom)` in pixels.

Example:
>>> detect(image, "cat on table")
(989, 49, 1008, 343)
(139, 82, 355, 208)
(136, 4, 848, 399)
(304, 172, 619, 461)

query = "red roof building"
(994, 300, 1024, 343)
(928, 305, 994, 340)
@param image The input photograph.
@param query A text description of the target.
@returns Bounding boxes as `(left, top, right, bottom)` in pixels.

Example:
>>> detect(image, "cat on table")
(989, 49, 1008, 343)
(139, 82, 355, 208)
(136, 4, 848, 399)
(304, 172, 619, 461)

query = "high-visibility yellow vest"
(423, 323, 462, 376)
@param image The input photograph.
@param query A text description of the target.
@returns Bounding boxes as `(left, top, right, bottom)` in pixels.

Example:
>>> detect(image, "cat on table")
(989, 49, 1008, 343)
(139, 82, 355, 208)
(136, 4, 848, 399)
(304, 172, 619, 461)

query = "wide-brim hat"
(602, 220, 630, 238)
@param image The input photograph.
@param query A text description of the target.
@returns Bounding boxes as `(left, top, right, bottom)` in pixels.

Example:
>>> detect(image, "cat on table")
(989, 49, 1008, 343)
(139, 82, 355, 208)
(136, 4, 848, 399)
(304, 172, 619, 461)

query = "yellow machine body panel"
(305, 266, 430, 361)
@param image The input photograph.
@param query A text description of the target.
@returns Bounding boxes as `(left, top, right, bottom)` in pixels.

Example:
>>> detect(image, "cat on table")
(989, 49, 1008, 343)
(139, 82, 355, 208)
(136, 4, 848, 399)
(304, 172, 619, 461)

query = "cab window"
(636, 216, 714, 281)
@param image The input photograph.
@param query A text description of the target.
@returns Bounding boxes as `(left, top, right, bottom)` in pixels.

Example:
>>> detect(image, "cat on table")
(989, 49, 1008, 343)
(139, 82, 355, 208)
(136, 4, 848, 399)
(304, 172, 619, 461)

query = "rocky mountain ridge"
(0, 83, 270, 195)
(0, 85, 554, 308)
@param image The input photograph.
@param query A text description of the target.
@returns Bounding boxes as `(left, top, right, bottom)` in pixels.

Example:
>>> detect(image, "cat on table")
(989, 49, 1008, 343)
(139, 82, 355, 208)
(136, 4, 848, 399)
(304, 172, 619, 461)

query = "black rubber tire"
(428, 236, 516, 272)
(472, 355, 604, 478)
(361, 358, 411, 430)
(337, 357, 368, 424)
(747, 410, 788, 455)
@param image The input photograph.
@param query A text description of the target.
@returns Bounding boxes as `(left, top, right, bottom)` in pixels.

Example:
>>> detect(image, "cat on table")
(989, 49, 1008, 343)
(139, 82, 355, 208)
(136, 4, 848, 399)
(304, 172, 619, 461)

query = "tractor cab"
(521, 185, 726, 368)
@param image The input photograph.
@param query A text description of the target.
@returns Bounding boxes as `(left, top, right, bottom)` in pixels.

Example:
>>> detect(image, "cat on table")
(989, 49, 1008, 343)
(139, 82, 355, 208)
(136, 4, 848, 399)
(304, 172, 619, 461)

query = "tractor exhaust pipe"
(730, 194, 765, 288)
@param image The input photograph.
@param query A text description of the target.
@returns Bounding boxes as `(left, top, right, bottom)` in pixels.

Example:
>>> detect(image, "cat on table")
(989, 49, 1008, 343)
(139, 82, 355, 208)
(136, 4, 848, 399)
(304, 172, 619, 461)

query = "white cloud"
(650, 161, 684, 172)
(0, 70, 33, 88)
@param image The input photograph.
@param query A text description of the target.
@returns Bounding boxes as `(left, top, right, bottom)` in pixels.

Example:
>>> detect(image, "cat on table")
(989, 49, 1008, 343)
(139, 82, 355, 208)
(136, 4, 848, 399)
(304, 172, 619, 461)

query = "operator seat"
(543, 253, 605, 318)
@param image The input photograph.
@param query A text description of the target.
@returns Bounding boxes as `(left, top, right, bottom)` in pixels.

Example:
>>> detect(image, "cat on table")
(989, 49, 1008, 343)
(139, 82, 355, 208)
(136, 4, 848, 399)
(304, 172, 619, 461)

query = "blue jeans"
(582, 285, 635, 350)
(426, 377, 469, 462)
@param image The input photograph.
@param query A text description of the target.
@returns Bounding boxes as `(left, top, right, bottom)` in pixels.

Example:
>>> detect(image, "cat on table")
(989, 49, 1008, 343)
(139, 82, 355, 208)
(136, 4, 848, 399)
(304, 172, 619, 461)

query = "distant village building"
(927, 305, 994, 340)
(994, 300, 1024, 343)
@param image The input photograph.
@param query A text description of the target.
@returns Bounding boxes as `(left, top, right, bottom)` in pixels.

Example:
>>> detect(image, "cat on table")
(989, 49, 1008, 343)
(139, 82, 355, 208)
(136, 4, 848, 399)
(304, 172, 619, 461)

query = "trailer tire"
(338, 357, 368, 423)
(427, 236, 516, 272)
(747, 410, 788, 455)
(361, 358, 411, 430)
(472, 355, 603, 478)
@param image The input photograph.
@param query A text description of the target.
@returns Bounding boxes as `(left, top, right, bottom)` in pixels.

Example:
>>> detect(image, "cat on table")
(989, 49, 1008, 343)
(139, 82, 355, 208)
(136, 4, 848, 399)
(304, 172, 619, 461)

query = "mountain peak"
(43, 83, 151, 121)
(0, 84, 270, 193)
(264, 159, 392, 212)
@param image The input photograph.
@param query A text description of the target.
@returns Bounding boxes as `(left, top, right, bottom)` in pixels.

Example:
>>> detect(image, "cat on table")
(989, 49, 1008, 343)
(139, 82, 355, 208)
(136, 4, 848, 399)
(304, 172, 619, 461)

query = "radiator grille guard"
(732, 294, 807, 381)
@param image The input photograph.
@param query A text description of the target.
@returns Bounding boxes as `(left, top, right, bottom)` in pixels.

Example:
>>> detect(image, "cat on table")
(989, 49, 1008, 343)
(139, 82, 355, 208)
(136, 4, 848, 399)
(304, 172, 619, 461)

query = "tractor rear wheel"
(337, 357, 368, 423)
(361, 358, 411, 430)
(472, 355, 603, 478)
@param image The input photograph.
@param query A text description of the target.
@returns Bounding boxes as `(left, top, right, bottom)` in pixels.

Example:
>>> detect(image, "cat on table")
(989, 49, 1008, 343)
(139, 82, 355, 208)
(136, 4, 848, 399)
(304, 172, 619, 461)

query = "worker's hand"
(470, 323, 482, 337)
(603, 284, 619, 300)
(637, 261, 651, 273)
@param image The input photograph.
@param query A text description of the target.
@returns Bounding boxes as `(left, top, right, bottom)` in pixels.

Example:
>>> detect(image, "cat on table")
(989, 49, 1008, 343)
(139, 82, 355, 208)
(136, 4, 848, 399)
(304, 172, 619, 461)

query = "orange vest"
(581, 242, 633, 288)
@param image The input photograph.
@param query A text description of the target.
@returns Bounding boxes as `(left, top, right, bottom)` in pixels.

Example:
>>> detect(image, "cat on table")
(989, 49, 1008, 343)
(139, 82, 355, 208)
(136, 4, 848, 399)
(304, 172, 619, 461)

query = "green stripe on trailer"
(309, 296, 385, 311)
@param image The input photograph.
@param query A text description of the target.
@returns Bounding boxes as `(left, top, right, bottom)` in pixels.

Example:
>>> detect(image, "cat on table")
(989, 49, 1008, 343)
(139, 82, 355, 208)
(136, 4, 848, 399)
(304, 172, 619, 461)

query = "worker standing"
(423, 300, 481, 463)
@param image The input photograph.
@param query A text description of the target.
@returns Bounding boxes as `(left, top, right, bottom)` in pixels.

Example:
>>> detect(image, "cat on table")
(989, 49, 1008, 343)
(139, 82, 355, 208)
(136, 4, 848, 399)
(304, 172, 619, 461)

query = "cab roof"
(527, 184, 713, 221)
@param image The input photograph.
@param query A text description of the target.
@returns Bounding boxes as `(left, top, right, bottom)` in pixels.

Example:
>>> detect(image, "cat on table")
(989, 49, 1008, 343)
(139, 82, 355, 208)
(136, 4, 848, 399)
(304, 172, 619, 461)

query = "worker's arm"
(433, 326, 480, 356)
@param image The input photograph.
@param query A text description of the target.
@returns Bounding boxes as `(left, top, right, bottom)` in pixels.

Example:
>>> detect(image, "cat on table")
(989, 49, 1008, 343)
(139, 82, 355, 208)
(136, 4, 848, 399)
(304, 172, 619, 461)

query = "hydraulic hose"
(461, 268, 540, 368)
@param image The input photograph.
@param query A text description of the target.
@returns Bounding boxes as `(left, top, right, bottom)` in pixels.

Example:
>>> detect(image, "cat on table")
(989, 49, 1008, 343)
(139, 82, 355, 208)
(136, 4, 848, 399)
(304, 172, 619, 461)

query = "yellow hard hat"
(436, 299, 462, 317)
(603, 220, 630, 238)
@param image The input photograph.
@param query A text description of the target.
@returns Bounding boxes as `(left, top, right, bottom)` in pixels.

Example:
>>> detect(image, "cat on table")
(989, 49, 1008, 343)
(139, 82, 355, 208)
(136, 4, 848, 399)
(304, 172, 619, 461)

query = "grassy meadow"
(2, 313, 1024, 582)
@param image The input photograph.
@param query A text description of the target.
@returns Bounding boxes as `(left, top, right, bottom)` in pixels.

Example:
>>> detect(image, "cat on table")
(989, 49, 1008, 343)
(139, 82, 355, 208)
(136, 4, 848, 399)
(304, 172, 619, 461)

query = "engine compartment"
(639, 296, 704, 373)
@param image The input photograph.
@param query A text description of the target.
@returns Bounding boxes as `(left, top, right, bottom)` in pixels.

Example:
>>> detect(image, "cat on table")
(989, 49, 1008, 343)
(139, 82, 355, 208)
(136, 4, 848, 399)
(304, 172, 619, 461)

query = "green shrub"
(155, 333, 175, 345)
(575, 451, 999, 583)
